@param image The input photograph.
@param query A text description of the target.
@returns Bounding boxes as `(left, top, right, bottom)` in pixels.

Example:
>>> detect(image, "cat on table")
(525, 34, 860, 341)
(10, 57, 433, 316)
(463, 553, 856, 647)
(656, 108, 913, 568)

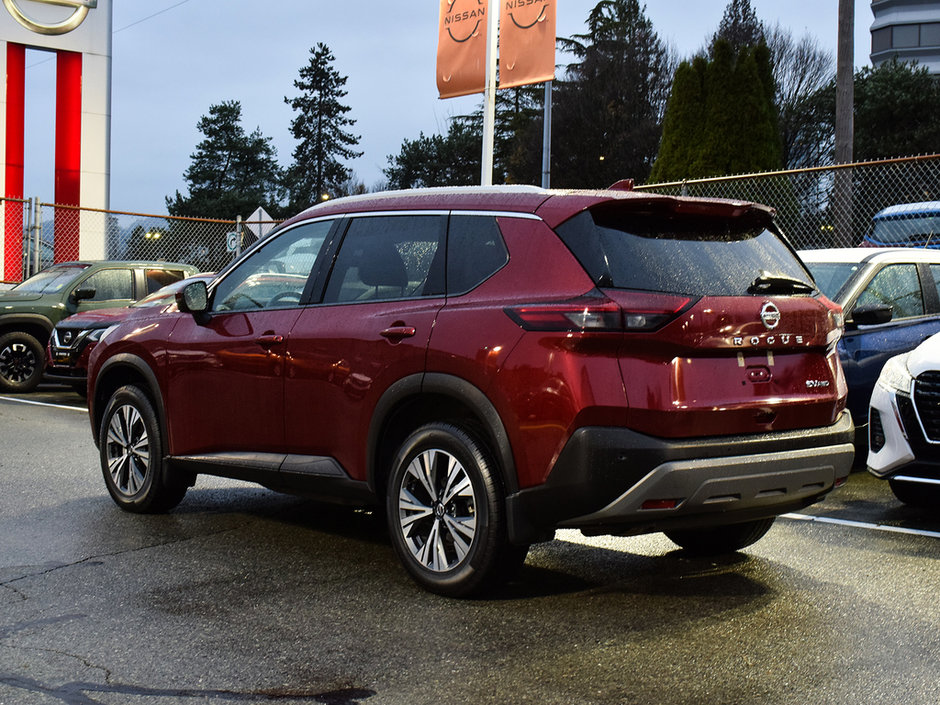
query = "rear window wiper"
(748, 271, 815, 295)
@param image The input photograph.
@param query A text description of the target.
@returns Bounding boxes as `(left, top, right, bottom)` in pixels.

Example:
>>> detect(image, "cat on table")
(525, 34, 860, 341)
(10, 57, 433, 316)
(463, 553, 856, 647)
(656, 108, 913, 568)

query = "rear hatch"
(554, 202, 847, 438)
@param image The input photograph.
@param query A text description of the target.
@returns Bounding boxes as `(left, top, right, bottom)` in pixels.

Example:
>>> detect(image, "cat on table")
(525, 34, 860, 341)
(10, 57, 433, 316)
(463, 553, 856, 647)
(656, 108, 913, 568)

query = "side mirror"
(70, 287, 96, 303)
(850, 303, 893, 327)
(176, 280, 209, 317)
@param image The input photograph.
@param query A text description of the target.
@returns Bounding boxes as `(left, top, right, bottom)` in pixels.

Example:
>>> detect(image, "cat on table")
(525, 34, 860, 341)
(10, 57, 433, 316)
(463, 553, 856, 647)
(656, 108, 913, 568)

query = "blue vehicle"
(801, 248, 940, 446)
(863, 201, 940, 248)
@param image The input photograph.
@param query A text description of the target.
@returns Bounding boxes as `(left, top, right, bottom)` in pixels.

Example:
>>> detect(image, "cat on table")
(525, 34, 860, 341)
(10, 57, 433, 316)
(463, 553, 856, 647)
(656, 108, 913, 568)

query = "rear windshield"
(555, 208, 813, 296)
(869, 213, 940, 246)
(12, 264, 89, 294)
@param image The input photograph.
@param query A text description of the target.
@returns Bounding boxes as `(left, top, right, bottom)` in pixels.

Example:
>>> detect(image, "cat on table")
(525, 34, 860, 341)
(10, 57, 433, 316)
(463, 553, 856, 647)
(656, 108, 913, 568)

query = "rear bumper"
(506, 411, 855, 544)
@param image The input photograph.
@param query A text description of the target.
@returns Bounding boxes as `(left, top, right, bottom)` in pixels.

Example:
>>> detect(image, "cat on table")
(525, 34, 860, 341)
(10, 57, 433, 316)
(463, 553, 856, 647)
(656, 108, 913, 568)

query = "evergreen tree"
(548, 0, 674, 187)
(166, 100, 284, 219)
(447, 83, 545, 185)
(711, 0, 764, 55)
(854, 59, 940, 160)
(806, 58, 940, 163)
(284, 43, 362, 211)
(651, 1, 782, 183)
(384, 121, 481, 189)
(648, 57, 706, 183)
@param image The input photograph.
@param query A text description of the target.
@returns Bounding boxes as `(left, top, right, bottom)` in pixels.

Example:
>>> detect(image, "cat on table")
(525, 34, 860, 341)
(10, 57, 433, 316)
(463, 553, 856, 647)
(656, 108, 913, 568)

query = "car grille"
(913, 371, 940, 442)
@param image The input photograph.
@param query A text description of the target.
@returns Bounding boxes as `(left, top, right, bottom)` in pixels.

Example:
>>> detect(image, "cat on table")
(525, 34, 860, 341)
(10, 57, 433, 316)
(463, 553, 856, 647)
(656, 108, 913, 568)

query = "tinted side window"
(213, 220, 332, 311)
(82, 269, 134, 301)
(930, 265, 940, 307)
(447, 216, 508, 294)
(856, 264, 924, 319)
(555, 208, 811, 296)
(322, 215, 445, 303)
(145, 269, 186, 293)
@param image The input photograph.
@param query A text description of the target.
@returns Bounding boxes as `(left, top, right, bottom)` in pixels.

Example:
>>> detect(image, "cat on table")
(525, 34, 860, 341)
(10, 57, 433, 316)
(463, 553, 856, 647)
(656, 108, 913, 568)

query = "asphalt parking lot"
(1, 386, 939, 705)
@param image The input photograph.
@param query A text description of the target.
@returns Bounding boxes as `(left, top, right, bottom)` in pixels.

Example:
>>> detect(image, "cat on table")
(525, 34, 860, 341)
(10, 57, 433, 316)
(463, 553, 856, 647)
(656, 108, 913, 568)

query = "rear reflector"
(641, 499, 681, 510)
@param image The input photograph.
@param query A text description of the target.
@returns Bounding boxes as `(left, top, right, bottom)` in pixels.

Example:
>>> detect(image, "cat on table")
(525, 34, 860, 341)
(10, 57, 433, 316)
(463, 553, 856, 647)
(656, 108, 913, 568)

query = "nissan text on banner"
(437, 0, 487, 99)
(499, 0, 555, 89)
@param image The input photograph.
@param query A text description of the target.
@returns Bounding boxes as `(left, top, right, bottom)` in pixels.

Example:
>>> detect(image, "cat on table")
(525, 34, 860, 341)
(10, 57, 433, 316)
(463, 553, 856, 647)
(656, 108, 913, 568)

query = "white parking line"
(0, 396, 87, 412)
(782, 512, 940, 540)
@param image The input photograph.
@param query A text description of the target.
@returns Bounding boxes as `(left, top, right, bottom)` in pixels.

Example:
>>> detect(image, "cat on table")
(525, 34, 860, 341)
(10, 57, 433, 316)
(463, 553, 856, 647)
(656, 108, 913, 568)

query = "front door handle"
(380, 326, 416, 342)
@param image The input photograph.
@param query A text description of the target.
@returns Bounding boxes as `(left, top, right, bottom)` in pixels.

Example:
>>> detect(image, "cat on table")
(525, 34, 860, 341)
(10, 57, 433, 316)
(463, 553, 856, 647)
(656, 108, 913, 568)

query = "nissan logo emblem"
(760, 302, 781, 330)
(3, 0, 96, 36)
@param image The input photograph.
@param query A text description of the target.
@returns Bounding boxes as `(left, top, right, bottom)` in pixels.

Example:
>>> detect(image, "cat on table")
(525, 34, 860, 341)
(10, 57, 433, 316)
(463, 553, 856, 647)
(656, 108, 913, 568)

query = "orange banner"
(499, 0, 556, 90)
(437, 0, 488, 99)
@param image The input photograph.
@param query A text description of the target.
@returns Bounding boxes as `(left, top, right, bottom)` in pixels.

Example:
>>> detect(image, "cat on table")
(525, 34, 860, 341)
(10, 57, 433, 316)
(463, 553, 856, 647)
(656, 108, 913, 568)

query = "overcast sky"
(19, 0, 875, 215)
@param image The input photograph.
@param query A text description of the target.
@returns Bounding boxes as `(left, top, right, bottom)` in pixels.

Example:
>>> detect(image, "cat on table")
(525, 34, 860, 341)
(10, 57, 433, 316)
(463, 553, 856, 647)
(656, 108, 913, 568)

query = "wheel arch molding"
(0, 314, 54, 343)
(92, 353, 166, 452)
(367, 372, 519, 499)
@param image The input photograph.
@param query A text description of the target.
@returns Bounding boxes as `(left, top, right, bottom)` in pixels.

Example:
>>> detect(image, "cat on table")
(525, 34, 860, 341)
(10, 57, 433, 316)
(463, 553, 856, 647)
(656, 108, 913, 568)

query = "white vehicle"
(868, 332, 940, 506)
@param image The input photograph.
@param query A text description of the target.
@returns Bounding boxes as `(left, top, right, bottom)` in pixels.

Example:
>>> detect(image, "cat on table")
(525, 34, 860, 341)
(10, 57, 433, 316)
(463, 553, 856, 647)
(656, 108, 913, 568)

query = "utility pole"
(833, 0, 855, 247)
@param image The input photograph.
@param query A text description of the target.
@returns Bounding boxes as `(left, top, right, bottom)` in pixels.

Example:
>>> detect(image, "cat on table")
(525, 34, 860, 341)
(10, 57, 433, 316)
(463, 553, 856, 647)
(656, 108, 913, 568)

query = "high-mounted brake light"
(505, 292, 692, 332)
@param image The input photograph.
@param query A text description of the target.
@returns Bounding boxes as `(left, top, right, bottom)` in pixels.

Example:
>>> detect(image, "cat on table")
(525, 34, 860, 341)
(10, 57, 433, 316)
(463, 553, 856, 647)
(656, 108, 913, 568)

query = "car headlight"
(96, 324, 121, 345)
(87, 327, 111, 342)
(878, 352, 913, 394)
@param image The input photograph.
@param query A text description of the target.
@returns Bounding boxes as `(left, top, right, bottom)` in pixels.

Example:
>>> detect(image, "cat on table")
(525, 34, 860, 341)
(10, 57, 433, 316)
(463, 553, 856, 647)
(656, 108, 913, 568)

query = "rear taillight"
(819, 295, 844, 349)
(505, 298, 622, 332)
(505, 291, 691, 332)
(615, 291, 693, 331)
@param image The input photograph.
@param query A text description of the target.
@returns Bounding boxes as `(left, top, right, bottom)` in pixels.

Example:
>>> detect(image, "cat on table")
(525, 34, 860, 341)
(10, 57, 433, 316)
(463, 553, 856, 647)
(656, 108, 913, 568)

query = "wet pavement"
(1, 389, 938, 704)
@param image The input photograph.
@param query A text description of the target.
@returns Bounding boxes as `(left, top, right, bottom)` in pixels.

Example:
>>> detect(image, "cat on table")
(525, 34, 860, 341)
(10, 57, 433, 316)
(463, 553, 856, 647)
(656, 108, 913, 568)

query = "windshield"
(802, 261, 861, 301)
(870, 213, 940, 246)
(130, 274, 213, 309)
(11, 264, 89, 294)
(130, 279, 187, 308)
(555, 208, 814, 296)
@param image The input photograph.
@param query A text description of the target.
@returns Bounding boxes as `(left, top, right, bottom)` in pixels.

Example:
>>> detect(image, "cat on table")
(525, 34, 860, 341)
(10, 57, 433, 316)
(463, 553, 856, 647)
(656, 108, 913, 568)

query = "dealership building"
(871, 0, 940, 73)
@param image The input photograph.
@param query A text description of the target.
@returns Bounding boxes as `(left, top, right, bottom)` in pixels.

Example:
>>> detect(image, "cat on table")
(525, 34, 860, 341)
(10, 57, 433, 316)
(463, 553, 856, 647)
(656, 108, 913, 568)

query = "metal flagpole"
(481, 0, 499, 186)
(541, 81, 552, 189)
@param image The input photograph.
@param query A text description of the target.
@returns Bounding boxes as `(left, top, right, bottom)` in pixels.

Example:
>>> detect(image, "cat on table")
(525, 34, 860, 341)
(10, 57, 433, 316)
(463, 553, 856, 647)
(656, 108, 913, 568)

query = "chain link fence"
(2, 154, 938, 285)
(637, 154, 940, 251)
(2, 201, 282, 283)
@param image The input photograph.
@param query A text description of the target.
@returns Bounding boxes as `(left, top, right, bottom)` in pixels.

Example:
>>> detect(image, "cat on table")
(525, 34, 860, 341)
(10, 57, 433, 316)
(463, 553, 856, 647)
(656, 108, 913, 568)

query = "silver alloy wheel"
(397, 448, 477, 572)
(105, 404, 151, 497)
(0, 342, 36, 384)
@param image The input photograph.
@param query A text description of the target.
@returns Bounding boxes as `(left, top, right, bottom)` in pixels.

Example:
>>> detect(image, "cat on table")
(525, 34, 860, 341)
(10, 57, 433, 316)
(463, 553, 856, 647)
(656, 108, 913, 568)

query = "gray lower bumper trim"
(560, 443, 855, 527)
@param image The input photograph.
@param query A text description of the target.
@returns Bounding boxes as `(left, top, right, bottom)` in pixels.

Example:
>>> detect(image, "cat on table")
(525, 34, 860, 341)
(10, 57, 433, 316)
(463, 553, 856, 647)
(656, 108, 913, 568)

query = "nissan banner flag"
(436, 0, 488, 99)
(499, 0, 555, 90)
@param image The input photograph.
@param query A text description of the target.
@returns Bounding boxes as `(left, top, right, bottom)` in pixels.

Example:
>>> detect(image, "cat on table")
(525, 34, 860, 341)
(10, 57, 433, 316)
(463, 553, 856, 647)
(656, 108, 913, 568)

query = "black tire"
(386, 423, 528, 597)
(99, 385, 187, 513)
(0, 331, 44, 393)
(889, 478, 940, 508)
(664, 517, 776, 555)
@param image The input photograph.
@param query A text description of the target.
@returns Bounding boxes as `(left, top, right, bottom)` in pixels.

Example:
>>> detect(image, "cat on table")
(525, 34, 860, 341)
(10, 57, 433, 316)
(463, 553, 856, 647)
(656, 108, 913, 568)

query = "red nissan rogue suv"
(87, 185, 854, 596)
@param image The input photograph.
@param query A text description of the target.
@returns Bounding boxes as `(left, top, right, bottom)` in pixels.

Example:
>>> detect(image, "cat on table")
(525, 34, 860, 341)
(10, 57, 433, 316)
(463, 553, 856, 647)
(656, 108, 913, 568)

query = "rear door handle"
(380, 326, 416, 342)
(255, 333, 285, 348)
